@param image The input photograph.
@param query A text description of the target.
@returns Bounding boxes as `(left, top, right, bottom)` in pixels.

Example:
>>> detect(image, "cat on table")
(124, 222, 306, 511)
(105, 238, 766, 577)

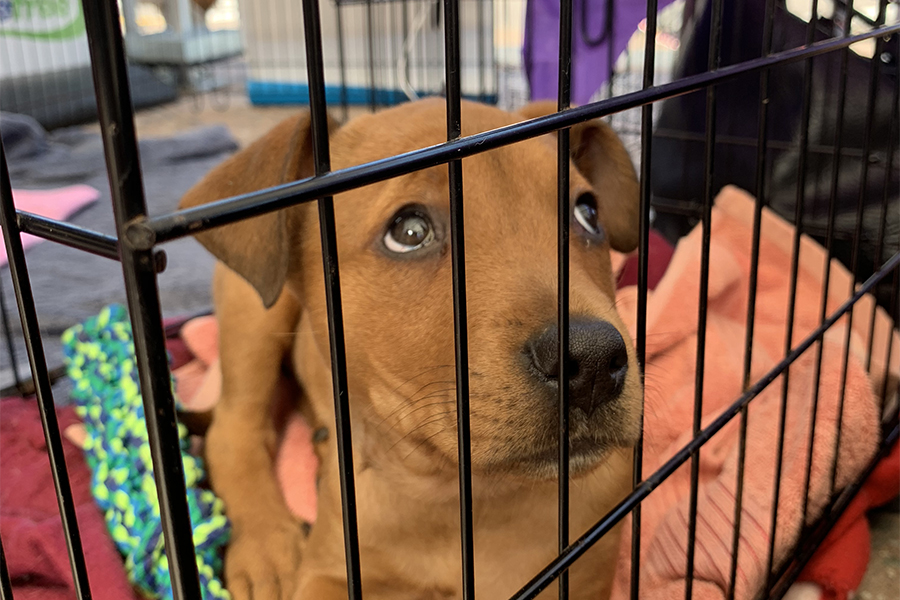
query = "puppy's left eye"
(574, 193, 604, 239)
(384, 208, 436, 253)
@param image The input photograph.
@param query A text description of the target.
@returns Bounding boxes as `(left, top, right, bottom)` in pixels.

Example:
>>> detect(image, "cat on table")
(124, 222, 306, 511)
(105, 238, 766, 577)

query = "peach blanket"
(609, 186, 897, 600)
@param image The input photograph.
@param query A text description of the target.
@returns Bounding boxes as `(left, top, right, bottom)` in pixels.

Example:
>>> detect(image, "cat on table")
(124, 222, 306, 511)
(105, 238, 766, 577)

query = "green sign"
(0, 0, 87, 40)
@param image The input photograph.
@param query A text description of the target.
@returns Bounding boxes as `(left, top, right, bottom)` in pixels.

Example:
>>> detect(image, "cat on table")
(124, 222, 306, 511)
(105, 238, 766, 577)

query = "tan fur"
(181, 98, 643, 600)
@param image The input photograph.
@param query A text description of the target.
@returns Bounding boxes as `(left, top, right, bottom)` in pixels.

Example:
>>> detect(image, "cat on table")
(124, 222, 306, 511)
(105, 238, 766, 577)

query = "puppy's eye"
(384, 208, 436, 253)
(574, 193, 604, 239)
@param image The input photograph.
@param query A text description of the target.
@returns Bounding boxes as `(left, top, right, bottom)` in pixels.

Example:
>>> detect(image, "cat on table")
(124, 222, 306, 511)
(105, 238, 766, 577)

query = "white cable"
(398, 4, 430, 102)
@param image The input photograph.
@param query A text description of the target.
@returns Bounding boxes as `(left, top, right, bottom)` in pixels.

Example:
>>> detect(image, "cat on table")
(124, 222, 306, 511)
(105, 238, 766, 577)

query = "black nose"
(524, 319, 629, 416)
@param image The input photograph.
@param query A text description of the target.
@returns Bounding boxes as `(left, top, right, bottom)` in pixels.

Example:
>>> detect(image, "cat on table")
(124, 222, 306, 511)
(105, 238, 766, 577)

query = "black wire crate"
(0, 1, 898, 600)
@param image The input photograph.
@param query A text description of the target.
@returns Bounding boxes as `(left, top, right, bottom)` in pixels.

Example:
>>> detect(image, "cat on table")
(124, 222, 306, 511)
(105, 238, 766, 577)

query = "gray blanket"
(1, 112, 238, 395)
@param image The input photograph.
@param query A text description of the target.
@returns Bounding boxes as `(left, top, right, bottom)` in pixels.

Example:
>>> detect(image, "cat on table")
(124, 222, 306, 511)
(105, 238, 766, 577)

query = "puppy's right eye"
(384, 208, 435, 253)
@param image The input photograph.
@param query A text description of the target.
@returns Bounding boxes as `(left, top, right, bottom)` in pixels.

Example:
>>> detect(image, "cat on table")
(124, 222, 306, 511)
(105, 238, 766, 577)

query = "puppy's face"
(183, 99, 642, 479)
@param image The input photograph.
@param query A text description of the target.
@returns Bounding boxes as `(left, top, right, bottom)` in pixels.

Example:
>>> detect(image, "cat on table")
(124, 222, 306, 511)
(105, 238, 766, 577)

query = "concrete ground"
(82, 93, 312, 148)
(112, 92, 899, 599)
(856, 501, 900, 600)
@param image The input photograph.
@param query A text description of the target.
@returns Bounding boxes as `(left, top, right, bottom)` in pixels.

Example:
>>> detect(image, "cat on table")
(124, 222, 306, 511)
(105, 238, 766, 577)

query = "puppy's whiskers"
(388, 392, 456, 423)
(381, 397, 456, 436)
(375, 385, 456, 430)
(390, 409, 457, 454)
(402, 427, 452, 462)
(387, 365, 454, 395)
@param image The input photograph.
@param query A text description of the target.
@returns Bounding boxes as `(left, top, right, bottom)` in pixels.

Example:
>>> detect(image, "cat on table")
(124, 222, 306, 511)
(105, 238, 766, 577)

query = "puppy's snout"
(525, 319, 629, 416)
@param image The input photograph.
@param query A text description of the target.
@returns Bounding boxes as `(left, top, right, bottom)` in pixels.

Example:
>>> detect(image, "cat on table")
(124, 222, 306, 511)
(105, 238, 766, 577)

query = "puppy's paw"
(225, 516, 306, 600)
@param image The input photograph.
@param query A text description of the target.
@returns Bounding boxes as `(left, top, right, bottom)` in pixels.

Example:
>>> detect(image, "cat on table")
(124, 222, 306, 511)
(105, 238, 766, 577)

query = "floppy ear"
(517, 101, 640, 253)
(179, 111, 339, 307)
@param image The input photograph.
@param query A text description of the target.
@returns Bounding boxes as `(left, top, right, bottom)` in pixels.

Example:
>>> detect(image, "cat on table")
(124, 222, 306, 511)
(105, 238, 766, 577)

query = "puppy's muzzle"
(524, 319, 629, 417)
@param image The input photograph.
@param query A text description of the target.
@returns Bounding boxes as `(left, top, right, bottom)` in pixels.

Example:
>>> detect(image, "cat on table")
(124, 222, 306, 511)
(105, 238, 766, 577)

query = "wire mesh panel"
(0, 1, 898, 600)
(241, 0, 495, 109)
(0, 0, 198, 128)
(0, 0, 97, 127)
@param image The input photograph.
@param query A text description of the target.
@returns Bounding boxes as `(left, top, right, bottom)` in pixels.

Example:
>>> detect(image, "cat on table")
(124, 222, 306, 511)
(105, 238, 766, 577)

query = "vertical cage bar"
(0, 538, 11, 600)
(556, 0, 573, 597)
(78, 1, 202, 597)
(685, 0, 723, 596)
(0, 36, 23, 122)
(335, 3, 350, 122)
(0, 275, 22, 392)
(632, 0, 658, 598)
(728, 1, 777, 596)
(283, 0, 299, 117)
(864, 39, 899, 376)
(883, 268, 900, 421)
(20, 0, 55, 124)
(402, 0, 411, 97)
(605, 0, 616, 98)
(764, 2, 821, 592)
(502, 0, 509, 103)
(385, 2, 396, 103)
(249, 0, 267, 108)
(443, 1, 474, 598)
(729, 0, 746, 71)
(477, 0, 486, 100)
(801, 0, 857, 534)
(829, 1, 887, 497)
(420, 1, 429, 97)
(366, 0, 377, 111)
(301, 0, 363, 597)
(877, 62, 899, 415)
(0, 143, 92, 600)
(874, 264, 898, 420)
(266, 0, 283, 105)
(489, 0, 496, 104)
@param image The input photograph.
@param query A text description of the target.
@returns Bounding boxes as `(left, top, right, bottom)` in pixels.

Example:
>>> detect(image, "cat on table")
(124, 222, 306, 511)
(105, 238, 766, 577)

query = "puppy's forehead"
(331, 98, 519, 163)
(330, 99, 588, 212)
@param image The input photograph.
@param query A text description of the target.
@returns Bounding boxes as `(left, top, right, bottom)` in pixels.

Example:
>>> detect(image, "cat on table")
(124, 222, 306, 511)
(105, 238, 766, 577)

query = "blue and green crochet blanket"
(62, 304, 231, 600)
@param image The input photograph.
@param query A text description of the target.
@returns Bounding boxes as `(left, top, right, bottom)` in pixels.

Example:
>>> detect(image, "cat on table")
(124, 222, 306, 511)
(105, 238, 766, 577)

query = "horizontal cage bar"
(13, 212, 166, 272)
(16, 212, 119, 262)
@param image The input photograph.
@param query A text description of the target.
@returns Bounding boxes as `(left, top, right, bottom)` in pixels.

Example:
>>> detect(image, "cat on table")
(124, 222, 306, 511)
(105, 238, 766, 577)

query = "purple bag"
(523, 0, 677, 105)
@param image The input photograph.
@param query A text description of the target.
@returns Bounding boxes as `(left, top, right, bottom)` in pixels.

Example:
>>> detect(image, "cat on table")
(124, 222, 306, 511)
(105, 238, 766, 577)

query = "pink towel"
(0, 185, 100, 266)
(609, 186, 898, 600)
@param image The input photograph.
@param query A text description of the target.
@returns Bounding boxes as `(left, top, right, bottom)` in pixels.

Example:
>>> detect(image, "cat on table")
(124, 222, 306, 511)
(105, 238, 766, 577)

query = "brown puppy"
(180, 98, 643, 600)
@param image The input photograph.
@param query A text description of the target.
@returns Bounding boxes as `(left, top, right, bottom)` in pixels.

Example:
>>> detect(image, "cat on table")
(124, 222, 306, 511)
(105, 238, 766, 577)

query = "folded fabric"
(173, 315, 221, 412)
(609, 186, 898, 600)
(0, 396, 143, 600)
(0, 185, 100, 267)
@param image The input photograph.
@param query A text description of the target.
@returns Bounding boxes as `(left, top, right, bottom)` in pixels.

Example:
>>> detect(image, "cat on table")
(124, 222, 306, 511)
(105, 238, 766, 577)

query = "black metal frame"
(1, 0, 898, 599)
